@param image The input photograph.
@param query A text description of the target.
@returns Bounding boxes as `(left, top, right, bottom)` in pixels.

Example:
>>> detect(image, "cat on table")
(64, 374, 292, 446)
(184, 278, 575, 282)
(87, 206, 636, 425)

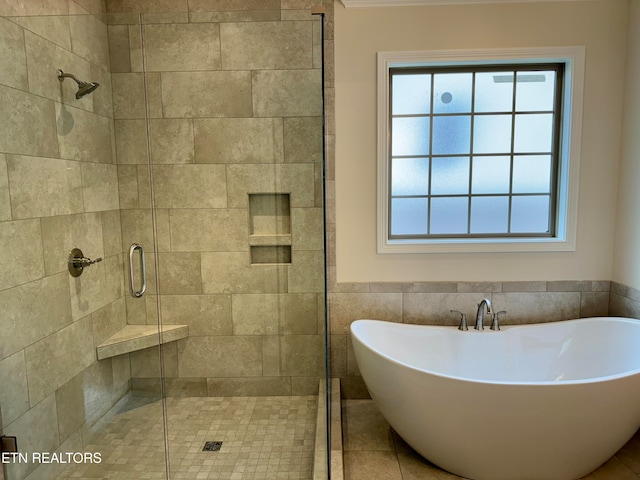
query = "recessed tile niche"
(248, 193, 292, 265)
(250, 245, 292, 264)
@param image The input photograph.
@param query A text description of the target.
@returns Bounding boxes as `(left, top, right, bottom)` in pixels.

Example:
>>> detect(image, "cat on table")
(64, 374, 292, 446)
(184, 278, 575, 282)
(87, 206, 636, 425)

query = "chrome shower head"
(76, 80, 100, 98)
(57, 69, 100, 99)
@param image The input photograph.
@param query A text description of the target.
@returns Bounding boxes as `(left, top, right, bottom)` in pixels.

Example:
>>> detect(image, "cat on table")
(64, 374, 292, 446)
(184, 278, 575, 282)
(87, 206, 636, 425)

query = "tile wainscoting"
(611, 282, 640, 318)
(328, 279, 640, 398)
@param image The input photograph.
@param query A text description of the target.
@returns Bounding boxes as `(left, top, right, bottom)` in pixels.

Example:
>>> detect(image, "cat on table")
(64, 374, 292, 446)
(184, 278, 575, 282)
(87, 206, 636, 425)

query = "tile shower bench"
(96, 324, 189, 360)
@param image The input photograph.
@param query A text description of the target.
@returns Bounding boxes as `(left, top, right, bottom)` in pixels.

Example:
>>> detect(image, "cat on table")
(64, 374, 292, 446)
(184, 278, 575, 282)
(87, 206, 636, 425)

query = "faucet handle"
(450, 310, 468, 331)
(491, 311, 507, 331)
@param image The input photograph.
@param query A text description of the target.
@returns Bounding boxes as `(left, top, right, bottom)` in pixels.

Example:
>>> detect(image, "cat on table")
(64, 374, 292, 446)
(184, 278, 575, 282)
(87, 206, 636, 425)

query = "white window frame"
(377, 46, 585, 254)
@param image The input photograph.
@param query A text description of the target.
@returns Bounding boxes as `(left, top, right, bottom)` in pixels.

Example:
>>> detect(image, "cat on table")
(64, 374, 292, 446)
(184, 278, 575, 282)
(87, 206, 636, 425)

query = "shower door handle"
(128, 243, 147, 298)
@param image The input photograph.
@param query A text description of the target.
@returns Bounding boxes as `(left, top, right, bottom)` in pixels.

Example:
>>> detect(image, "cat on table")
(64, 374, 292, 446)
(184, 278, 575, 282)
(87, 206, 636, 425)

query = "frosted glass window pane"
(392, 117, 430, 156)
(392, 158, 429, 196)
(431, 157, 469, 195)
(392, 74, 431, 115)
(511, 196, 550, 233)
(391, 198, 428, 235)
(432, 116, 471, 155)
(473, 115, 512, 154)
(430, 197, 468, 234)
(514, 114, 553, 153)
(515, 71, 556, 112)
(475, 72, 514, 112)
(470, 196, 509, 233)
(512, 155, 551, 193)
(471, 156, 511, 194)
(433, 73, 472, 113)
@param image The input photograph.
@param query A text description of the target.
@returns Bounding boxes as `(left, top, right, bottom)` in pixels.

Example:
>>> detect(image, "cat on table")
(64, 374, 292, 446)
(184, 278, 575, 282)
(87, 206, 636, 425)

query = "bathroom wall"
(105, 0, 327, 397)
(0, 1, 130, 479)
(329, 0, 630, 397)
(611, 0, 640, 318)
(333, 0, 628, 283)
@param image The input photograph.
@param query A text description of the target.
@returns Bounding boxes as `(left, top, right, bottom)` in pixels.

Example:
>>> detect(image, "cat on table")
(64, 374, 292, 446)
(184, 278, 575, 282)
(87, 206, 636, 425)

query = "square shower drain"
(203, 441, 223, 452)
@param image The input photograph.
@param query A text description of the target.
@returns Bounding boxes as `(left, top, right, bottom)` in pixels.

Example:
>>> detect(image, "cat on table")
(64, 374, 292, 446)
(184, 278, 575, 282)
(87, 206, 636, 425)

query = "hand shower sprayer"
(57, 69, 100, 99)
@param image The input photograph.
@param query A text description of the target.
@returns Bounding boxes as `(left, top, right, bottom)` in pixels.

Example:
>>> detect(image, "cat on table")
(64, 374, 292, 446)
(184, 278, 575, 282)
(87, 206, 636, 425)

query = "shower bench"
(96, 324, 189, 360)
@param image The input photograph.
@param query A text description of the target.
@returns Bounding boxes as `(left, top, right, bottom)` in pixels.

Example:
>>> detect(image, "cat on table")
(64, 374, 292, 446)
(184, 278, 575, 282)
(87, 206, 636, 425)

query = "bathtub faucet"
(450, 310, 468, 331)
(475, 298, 492, 330)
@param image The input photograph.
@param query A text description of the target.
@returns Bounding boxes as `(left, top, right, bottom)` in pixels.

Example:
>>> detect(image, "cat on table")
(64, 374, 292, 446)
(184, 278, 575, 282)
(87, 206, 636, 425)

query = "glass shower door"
(106, 16, 173, 480)
(0, 5, 168, 480)
(134, 3, 330, 480)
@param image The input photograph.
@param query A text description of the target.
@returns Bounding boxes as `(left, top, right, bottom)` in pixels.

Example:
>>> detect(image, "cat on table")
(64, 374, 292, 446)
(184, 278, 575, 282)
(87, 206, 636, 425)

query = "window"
(377, 48, 585, 254)
(390, 64, 563, 238)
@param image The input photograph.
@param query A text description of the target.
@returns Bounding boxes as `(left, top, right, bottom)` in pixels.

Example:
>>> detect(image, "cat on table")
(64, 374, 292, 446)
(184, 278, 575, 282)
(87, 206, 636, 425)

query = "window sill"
(379, 236, 576, 254)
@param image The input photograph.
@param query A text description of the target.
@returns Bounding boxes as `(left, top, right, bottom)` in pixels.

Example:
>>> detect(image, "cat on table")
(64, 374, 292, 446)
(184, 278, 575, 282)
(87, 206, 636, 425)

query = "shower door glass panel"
(0, 6, 168, 480)
(139, 4, 330, 480)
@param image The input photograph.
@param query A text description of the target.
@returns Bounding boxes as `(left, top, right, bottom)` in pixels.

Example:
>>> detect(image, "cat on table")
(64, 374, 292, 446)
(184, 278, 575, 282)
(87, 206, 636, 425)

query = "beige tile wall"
(106, 0, 327, 397)
(0, 3, 130, 480)
(610, 282, 640, 319)
(329, 279, 614, 398)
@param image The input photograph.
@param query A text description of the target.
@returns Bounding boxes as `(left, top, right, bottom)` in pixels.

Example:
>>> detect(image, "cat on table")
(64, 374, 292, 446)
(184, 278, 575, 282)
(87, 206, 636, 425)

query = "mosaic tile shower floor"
(58, 396, 317, 480)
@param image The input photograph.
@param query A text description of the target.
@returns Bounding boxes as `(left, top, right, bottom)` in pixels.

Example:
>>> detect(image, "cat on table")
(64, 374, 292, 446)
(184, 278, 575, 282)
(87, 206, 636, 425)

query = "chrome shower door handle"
(128, 243, 147, 298)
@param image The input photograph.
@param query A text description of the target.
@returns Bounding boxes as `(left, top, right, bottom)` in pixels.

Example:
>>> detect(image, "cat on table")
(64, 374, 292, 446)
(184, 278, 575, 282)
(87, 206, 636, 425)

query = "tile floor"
(57, 396, 318, 480)
(342, 399, 640, 480)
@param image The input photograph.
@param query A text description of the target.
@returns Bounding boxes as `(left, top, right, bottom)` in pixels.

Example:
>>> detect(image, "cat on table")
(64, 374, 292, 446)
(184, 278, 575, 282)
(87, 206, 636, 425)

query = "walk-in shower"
(0, 3, 330, 480)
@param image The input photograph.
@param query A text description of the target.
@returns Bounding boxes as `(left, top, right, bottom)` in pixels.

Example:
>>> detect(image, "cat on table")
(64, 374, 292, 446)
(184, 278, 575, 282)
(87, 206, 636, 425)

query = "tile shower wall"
(0, 2, 129, 480)
(105, 0, 327, 397)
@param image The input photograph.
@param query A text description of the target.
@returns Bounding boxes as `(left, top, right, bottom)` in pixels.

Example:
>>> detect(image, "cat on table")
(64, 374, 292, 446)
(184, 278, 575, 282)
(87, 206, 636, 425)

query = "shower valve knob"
(73, 256, 102, 268)
(68, 248, 102, 277)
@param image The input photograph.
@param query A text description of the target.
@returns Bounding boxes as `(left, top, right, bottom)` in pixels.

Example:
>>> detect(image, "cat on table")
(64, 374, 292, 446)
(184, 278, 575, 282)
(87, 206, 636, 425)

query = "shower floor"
(57, 395, 317, 480)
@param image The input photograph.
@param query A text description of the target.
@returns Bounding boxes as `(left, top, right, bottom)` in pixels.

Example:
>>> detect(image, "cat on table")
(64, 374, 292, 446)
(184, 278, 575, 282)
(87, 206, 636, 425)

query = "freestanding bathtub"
(351, 317, 640, 480)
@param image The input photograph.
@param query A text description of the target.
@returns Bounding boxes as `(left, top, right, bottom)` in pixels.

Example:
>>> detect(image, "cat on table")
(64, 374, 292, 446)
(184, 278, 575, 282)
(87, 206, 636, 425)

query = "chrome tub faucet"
(452, 300, 506, 331)
(475, 298, 492, 330)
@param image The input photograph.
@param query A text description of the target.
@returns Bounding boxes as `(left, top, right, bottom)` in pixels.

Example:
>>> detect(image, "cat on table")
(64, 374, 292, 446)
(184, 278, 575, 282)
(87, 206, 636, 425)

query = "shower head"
(76, 80, 100, 98)
(57, 69, 100, 99)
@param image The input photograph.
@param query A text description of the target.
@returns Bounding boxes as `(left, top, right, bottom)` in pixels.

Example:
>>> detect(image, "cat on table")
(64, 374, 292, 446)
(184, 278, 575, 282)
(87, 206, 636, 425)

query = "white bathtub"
(351, 317, 640, 480)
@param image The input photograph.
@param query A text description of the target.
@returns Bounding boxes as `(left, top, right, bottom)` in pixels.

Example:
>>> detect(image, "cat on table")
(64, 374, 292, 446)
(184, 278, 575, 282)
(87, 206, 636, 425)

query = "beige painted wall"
(334, 0, 628, 282)
(613, 0, 640, 291)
